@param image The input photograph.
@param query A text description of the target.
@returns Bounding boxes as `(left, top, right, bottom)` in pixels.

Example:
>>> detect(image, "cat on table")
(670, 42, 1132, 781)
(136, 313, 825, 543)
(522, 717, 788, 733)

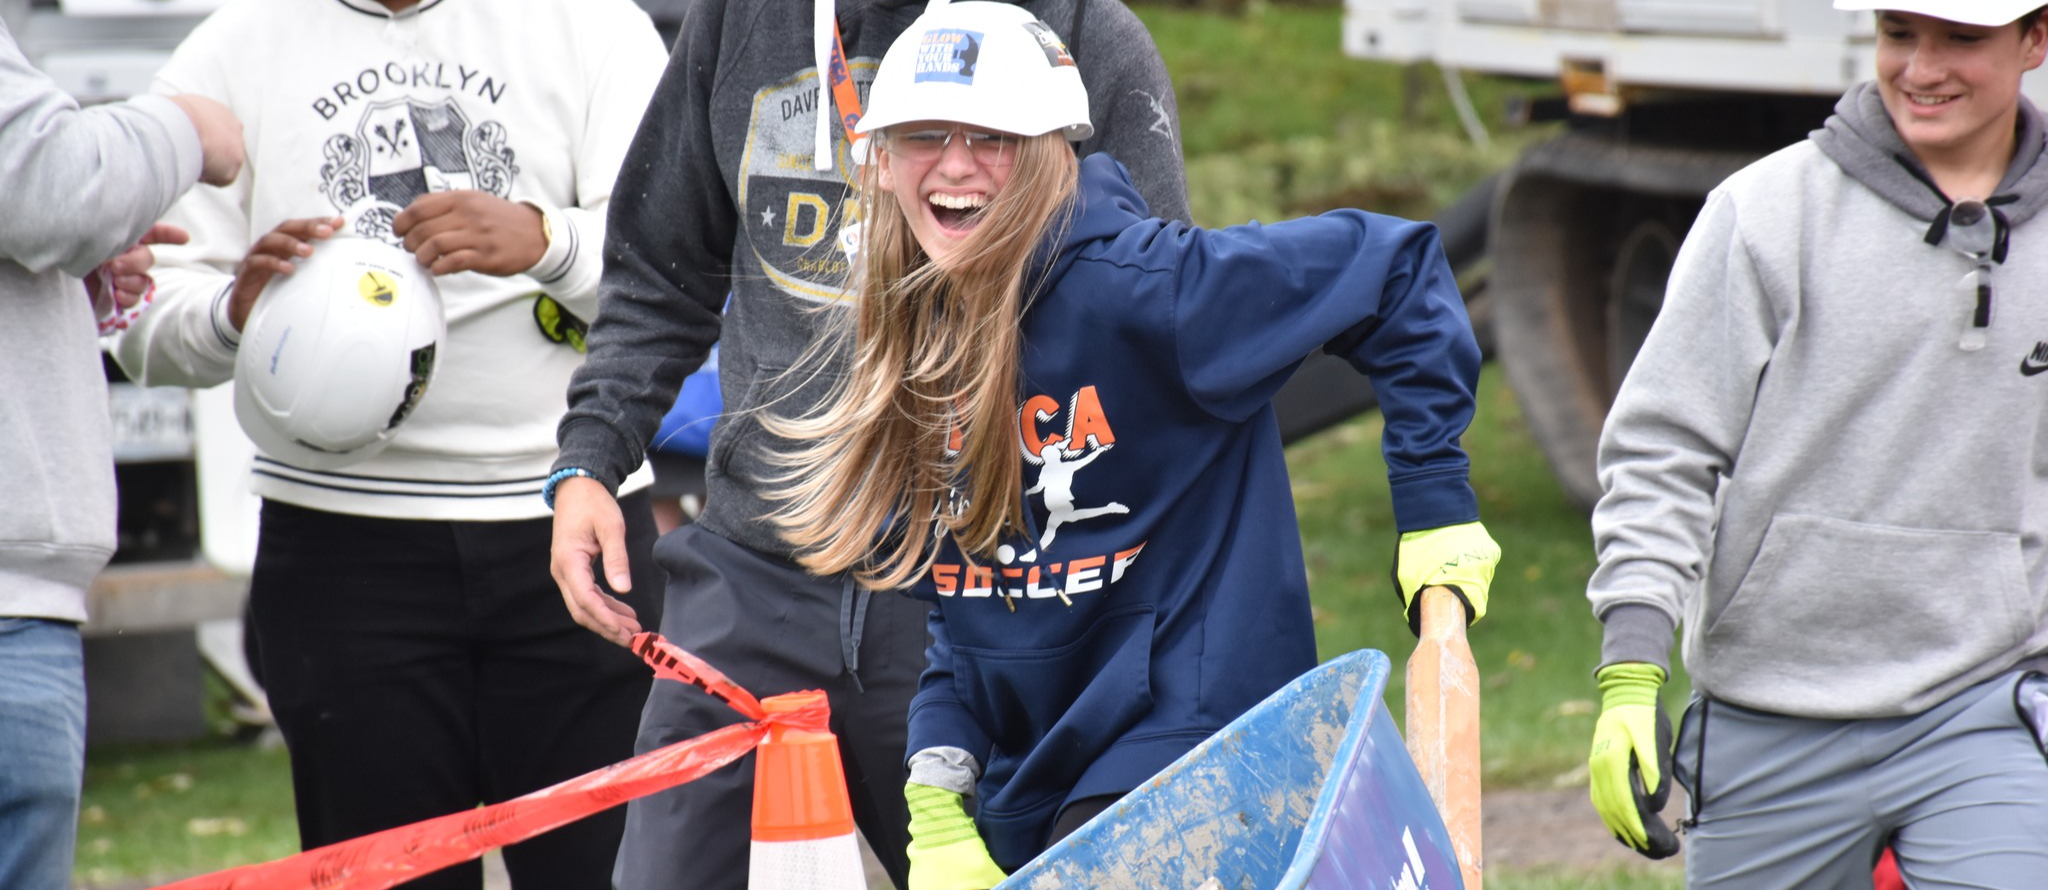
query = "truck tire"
(1489, 133, 1753, 511)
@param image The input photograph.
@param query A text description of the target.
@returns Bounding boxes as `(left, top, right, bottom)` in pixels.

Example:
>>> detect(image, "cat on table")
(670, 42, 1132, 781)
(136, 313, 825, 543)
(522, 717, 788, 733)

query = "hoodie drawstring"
(839, 574, 870, 692)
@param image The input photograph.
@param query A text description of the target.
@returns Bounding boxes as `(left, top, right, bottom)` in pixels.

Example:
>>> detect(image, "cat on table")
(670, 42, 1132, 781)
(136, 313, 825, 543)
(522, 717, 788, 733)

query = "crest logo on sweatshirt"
(318, 97, 518, 243)
(2022, 342, 2048, 377)
(741, 62, 878, 304)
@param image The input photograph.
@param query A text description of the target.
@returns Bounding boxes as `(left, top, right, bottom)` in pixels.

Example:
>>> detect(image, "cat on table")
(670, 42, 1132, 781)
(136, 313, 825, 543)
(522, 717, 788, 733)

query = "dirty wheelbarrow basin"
(996, 649, 1461, 890)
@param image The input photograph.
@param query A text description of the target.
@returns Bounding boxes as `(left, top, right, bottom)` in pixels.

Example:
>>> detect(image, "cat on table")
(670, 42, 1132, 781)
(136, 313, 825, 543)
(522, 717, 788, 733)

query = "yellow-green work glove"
(905, 782, 1008, 890)
(1588, 662, 1680, 859)
(1393, 520, 1501, 633)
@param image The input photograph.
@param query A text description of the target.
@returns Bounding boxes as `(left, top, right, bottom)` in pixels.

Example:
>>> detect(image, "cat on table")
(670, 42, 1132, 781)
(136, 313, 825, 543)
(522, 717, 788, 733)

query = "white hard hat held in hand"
(233, 236, 445, 471)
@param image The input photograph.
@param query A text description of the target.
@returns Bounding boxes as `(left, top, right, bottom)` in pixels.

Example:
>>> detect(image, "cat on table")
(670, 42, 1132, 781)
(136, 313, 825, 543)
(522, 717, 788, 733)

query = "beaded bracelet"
(542, 467, 599, 509)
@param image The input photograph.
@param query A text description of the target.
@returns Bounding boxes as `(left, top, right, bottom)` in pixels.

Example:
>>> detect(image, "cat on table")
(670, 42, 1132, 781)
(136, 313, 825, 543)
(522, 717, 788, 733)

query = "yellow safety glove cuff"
(1393, 520, 1502, 633)
(1588, 662, 1679, 859)
(905, 782, 1008, 890)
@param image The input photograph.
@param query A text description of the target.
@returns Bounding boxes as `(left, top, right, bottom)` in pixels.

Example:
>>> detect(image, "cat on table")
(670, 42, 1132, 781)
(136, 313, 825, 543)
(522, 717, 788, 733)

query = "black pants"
(250, 493, 664, 890)
(612, 524, 927, 890)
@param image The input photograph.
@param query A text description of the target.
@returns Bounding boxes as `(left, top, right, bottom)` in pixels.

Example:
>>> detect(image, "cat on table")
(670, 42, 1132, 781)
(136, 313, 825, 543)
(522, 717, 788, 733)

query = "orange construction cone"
(748, 691, 868, 890)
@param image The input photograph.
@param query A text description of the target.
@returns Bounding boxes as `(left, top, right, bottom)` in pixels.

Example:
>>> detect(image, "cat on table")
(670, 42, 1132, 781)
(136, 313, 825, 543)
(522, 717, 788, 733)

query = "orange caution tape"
(631, 631, 768, 721)
(150, 634, 827, 890)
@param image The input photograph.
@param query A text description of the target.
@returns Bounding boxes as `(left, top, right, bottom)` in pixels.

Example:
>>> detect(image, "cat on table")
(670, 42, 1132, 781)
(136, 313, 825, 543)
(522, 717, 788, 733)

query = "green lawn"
(1134, 2, 1553, 227)
(75, 739, 296, 888)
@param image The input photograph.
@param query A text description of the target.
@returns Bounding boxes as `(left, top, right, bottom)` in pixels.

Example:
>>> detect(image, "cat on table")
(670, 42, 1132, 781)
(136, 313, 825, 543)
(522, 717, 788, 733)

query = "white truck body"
(1343, 0, 2048, 113)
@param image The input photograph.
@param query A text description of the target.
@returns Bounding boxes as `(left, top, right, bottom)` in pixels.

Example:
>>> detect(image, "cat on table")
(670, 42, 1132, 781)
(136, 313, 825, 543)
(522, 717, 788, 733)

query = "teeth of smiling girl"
(930, 193, 989, 210)
(1910, 94, 1956, 106)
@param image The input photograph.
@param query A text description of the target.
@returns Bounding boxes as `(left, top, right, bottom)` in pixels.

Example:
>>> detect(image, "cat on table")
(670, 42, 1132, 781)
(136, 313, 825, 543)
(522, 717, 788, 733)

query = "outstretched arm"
(0, 24, 233, 275)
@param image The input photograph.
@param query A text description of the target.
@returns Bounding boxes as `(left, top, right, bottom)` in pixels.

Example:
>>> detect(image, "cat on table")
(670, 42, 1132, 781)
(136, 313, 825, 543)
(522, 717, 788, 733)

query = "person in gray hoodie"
(1585, 1, 2048, 886)
(544, 1, 1188, 888)
(0, 20, 242, 890)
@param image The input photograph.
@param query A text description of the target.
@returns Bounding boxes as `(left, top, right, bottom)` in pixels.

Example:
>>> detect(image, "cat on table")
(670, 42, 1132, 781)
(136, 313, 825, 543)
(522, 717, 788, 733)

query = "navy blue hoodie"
(907, 153, 1481, 870)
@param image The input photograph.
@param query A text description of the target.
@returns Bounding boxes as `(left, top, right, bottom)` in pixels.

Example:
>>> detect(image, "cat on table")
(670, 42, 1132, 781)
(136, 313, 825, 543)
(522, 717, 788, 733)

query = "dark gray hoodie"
(557, 0, 1189, 559)
(1591, 82, 2048, 719)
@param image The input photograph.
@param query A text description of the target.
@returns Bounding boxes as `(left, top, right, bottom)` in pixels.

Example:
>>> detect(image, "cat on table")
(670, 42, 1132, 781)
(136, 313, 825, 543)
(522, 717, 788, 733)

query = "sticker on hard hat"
(359, 270, 397, 306)
(914, 28, 982, 85)
(387, 343, 436, 430)
(1021, 22, 1075, 68)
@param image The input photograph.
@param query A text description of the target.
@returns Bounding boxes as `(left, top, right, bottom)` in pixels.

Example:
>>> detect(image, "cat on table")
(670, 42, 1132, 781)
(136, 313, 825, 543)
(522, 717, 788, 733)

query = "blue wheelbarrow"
(995, 649, 1464, 890)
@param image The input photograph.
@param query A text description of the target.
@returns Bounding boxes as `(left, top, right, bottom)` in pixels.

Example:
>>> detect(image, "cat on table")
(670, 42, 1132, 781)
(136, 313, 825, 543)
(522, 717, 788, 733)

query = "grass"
(75, 738, 296, 888)
(1489, 866, 1683, 890)
(1133, 2, 1555, 227)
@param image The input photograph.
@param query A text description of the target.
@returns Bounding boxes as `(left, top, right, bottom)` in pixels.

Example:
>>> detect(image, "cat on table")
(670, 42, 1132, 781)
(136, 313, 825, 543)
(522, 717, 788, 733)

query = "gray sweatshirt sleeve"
(555, 0, 732, 487)
(1069, 0, 1190, 226)
(0, 23, 201, 277)
(1587, 190, 1778, 672)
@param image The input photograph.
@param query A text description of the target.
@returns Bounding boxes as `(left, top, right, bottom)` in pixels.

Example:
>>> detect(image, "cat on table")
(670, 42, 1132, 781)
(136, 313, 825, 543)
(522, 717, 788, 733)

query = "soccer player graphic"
(1027, 434, 1127, 551)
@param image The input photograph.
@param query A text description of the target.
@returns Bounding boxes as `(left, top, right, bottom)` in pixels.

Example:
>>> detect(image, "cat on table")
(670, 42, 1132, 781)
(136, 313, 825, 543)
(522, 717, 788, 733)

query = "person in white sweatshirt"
(108, 2, 665, 888)
(1585, 1, 2048, 886)
(0, 19, 242, 890)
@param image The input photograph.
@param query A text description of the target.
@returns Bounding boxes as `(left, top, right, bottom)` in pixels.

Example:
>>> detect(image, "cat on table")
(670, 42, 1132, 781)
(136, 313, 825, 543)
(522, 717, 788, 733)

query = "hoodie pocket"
(1699, 513, 2028, 715)
(705, 359, 833, 489)
(950, 604, 1156, 765)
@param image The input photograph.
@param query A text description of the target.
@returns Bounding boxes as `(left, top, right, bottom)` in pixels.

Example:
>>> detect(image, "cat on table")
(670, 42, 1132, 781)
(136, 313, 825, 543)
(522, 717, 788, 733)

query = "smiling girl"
(767, 4, 1500, 885)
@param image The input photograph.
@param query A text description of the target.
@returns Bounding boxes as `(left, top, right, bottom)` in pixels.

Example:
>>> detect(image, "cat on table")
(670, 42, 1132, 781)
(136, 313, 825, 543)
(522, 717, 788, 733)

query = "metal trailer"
(1343, 0, 2048, 511)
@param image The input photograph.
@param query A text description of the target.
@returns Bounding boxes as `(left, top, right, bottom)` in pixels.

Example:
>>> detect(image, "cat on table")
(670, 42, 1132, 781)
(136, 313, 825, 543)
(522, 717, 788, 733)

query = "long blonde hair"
(767, 131, 1080, 589)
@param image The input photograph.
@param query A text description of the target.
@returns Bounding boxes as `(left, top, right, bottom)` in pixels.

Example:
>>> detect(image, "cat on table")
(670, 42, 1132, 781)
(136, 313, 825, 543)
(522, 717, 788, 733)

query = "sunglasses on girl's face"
(884, 126, 1019, 166)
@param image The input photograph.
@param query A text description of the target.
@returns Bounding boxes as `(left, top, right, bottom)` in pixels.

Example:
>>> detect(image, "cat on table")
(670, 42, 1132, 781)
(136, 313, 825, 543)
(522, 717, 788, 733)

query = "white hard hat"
(232, 236, 444, 471)
(856, 1, 1093, 142)
(1833, 0, 2043, 26)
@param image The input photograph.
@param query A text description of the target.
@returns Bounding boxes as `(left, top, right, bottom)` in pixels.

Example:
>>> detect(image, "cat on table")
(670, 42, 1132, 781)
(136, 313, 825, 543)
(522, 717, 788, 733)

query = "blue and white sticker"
(914, 28, 983, 84)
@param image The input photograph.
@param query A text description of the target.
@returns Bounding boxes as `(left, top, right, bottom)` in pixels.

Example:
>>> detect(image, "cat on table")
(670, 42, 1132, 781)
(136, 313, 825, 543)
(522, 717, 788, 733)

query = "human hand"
(391, 191, 546, 277)
(549, 476, 641, 646)
(1588, 662, 1679, 859)
(905, 782, 1008, 890)
(1393, 520, 1501, 632)
(90, 222, 188, 315)
(227, 216, 343, 332)
(165, 94, 244, 186)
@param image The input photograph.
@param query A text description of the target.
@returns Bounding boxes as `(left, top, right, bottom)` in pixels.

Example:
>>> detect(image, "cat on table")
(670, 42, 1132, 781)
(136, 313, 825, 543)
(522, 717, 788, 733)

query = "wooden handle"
(1406, 586, 1483, 890)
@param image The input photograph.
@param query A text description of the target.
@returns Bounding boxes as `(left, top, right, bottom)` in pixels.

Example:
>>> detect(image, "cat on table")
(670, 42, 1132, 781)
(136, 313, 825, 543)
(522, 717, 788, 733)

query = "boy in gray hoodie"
(1585, 1, 2048, 885)
(0, 20, 241, 889)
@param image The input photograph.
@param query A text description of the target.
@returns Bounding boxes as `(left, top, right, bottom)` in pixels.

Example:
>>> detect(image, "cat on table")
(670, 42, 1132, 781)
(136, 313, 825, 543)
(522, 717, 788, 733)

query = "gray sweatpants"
(1675, 671, 2048, 889)
(610, 524, 928, 890)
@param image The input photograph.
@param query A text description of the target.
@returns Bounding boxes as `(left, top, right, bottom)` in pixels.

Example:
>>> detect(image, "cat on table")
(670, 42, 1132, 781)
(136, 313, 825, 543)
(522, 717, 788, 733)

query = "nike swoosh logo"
(2023, 358, 2048, 376)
